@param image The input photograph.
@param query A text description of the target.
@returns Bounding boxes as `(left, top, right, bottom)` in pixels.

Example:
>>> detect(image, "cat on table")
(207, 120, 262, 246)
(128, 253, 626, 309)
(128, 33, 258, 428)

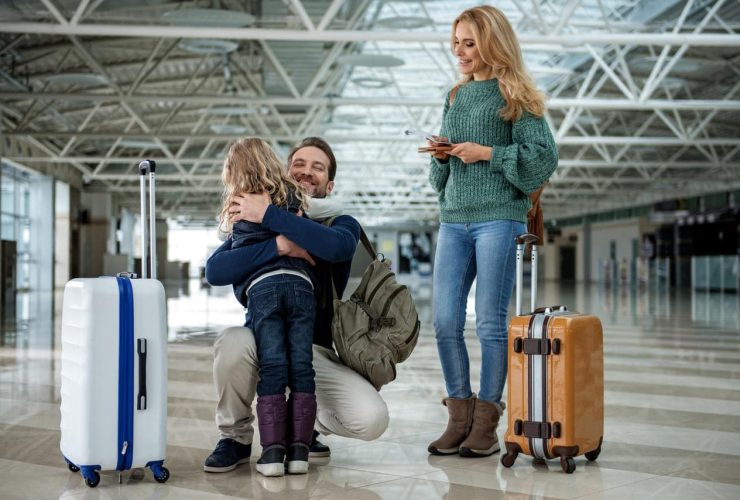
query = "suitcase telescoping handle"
(138, 160, 157, 280)
(515, 233, 539, 316)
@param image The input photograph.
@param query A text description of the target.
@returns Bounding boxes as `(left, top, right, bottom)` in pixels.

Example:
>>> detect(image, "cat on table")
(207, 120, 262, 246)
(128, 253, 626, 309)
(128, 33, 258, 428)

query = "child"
(218, 137, 317, 477)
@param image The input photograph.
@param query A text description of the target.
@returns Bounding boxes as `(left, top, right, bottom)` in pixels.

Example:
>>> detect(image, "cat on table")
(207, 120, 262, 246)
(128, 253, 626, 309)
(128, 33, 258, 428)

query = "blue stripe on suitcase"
(116, 277, 135, 471)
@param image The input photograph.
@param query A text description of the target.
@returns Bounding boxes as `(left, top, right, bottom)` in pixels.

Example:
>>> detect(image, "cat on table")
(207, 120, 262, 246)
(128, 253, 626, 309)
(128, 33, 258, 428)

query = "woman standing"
(426, 5, 558, 458)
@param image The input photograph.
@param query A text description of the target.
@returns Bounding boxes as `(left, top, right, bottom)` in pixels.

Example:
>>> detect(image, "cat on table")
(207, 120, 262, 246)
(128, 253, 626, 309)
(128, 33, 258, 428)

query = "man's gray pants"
(214, 326, 389, 445)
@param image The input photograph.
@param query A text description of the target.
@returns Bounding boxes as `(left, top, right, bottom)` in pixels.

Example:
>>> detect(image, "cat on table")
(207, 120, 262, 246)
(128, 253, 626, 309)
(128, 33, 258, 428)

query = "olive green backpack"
(325, 219, 421, 390)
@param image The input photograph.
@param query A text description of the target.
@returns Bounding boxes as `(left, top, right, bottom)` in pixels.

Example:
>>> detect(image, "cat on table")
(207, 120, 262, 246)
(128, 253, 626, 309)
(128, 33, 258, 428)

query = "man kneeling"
(203, 137, 389, 473)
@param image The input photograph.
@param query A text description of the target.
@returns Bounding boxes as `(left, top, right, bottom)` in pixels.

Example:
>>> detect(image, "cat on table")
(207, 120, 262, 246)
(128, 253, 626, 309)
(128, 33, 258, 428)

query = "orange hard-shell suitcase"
(501, 234, 604, 473)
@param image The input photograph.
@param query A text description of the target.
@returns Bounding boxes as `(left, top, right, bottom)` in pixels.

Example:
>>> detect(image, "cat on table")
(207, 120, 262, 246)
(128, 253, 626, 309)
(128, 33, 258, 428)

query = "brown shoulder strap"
(320, 217, 378, 301)
(323, 216, 377, 260)
(527, 186, 546, 246)
(359, 229, 376, 260)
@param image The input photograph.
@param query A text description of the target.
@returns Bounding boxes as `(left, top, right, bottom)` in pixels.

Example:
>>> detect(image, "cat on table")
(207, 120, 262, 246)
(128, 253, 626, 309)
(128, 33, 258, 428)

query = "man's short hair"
(287, 137, 337, 181)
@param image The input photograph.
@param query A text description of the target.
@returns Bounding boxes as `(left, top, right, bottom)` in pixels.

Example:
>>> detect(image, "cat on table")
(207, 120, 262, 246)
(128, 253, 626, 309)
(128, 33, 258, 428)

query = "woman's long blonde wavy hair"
(218, 137, 308, 235)
(452, 5, 545, 122)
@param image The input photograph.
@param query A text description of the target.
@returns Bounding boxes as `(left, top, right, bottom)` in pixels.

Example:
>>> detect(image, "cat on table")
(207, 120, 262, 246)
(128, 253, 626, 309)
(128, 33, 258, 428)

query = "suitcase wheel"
(560, 456, 576, 474)
(501, 452, 517, 468)
(154, 467, 170, 483)
(67, 462, 80, 473)
(585, 446, 601, 462)
(151, 465, 170, 483)
(84, 471, 101, 488)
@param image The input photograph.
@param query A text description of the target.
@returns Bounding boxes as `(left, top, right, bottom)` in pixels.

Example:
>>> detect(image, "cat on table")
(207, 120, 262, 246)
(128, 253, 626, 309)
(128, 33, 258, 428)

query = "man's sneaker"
(286, 443, 309, 474)
(203, 438, 251, 473)
(308, 431, 331, 459)
(256, 445, 286, 477)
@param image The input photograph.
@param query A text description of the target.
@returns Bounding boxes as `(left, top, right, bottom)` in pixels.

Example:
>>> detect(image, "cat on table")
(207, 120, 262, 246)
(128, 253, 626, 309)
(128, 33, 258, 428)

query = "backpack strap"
(358, 230, 376, 260)
(319, 216, 378, 303)
(352, 298, 395, 331)
(323, 216, 378, 261)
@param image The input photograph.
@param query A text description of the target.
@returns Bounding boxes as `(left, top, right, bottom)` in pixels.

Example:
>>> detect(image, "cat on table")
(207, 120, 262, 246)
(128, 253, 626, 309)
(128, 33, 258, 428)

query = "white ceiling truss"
(1, 0, 739, 227)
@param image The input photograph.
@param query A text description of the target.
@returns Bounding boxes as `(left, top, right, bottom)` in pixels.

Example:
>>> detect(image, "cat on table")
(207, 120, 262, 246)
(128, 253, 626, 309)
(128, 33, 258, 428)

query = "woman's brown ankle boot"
(459, 399, 504, 457)
(427, 396, 476, 455)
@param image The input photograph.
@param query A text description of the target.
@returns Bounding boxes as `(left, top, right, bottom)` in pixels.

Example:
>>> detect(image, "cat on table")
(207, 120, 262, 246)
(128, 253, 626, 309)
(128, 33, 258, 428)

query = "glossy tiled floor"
(1, 278, 739, 499)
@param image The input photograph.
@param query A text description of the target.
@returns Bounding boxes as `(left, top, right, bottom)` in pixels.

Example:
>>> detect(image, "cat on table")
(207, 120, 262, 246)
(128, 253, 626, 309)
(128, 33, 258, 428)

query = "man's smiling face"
(288, 146, 334, 198)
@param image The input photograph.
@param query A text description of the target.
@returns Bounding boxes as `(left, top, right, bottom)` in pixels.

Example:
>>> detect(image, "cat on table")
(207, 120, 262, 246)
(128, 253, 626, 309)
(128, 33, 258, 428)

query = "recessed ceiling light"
(560, 40, 582, 48)
(376, 16, 434, 29)
(180, 39, 238, 55)
(394, 80, 442, 90)
(575, 115, 602, 126)
(351, 77, 393, 88)
(333, 112, 367, 124)
(528, 65, 574, 75)
(209, 123, 248, 134)
(660, 77, 687, 90)
(630, 145, 657, 153)
(632, 56, 701, 73)
(338, 54, 405, 68)
(163, 8, 255, 27)
(119, 140, 159, 149)
(47, 73, 108, 87)
(199, 106, 256, 116)
(653, 181, 675, 190)
(320, 123, 355, 131)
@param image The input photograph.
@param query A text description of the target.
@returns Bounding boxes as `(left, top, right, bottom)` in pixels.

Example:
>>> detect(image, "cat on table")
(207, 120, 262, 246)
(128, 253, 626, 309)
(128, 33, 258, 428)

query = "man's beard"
(297, 179, 327, 198)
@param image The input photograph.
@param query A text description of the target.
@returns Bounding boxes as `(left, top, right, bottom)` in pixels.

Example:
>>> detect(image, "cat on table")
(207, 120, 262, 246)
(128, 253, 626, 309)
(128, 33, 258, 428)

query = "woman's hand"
(449, 142, 493, 164)
(228, 192, 271, 223)
(428, 135, 451, 160)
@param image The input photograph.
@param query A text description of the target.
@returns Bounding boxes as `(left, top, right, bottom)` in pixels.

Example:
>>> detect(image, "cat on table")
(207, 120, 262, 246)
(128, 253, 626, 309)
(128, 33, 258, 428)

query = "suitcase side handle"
(137, 338, 147, 410)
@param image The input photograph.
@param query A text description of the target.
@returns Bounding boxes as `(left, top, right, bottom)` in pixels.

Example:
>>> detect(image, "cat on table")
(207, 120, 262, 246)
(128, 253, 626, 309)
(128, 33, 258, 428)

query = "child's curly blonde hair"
(218, 137, 308, 235)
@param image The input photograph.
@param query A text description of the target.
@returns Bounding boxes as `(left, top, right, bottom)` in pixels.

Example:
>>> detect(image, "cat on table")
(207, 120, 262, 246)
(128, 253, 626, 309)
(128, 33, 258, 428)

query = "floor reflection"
(1, 278, 739, 499)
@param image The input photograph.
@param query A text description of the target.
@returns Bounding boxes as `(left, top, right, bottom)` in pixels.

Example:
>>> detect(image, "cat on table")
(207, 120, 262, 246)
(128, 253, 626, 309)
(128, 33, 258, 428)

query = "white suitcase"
(60, 160, 169, 487)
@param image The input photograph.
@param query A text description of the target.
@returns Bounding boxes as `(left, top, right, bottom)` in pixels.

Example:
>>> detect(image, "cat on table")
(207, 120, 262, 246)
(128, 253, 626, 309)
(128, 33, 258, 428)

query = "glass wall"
(1, 163, 33, 290)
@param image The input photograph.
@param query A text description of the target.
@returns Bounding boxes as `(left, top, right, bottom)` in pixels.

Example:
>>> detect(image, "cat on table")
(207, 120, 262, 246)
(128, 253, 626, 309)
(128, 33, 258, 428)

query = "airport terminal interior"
(1, 0, 739, 499)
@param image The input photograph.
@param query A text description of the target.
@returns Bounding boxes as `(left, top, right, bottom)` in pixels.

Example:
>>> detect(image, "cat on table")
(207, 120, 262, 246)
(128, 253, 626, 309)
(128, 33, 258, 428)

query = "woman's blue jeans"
(432, 220, 524, 404)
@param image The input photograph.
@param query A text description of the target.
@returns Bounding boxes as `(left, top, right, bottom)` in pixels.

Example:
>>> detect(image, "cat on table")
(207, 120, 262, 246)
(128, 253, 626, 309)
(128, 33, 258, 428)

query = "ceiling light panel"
(631, 56, 702, 73)
(209, 123, 248, 134)
(47, 73, 108, 87)
(163, 8, 255, 27)
(179, 39, 239, 55)
(375, 16, 434, 29)
(338, 54, 405, 67)
(119, 140, 160, 149)
(200, 107, 256, 116)
(351, 77, 393, 88)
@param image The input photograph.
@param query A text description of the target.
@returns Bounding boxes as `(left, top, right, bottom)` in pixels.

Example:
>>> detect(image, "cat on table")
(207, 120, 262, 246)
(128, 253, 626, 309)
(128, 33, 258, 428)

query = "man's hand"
(449, 142, 493, 164)
(275, 235, 316, 266)
(229, 192, 271, 223)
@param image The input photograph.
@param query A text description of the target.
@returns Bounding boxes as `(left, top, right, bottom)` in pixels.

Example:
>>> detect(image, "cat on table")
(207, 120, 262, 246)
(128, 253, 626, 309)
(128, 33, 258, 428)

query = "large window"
(1, 163, 33, 290)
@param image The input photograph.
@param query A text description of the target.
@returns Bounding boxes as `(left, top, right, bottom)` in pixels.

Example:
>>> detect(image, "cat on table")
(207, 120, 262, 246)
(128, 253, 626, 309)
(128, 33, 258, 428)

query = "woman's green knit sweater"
(429, 78, 558, 224)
